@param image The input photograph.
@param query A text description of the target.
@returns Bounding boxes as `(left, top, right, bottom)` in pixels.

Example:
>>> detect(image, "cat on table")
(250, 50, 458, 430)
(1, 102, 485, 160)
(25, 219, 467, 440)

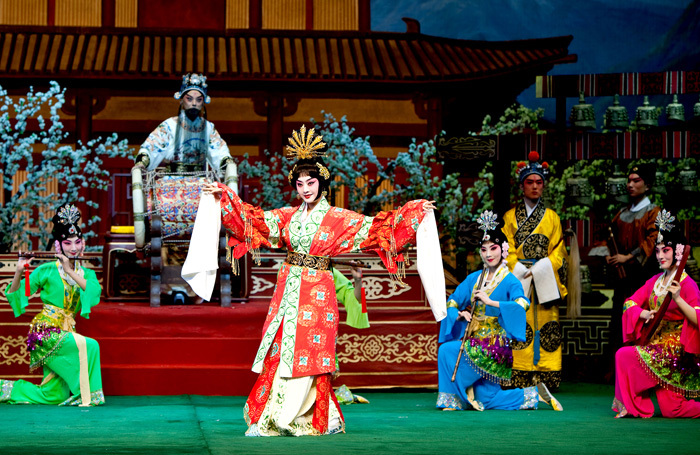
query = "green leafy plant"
(236, 148, 293, 210)
(472, 103, 546, 136)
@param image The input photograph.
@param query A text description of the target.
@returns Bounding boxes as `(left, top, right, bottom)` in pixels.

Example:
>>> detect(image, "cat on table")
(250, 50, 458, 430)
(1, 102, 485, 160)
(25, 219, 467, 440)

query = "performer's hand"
(422, 200, 437, 213)
(473, 290, 497, 307)
(56, 252, 74, 272)
(16, 255, 33, 271)
(458, 310, 472, 322)
(607, 254, 631, 265)
(669, 280, 682, 301)
(202, 182, 223, 201)
(349, 263, 363, 281)
(640, 309, 656, 323)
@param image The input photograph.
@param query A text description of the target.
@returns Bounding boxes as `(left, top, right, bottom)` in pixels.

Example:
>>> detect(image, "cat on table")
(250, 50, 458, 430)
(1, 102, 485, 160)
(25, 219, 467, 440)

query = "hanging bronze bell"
(566, 162, 594, 207)
(604, 94, 628, 131)
(654, 169, 667, 196)
(635, 96, 659, 128)
(606, 165, 629, 204)
(580, 265, 592, 294)
(666, 94, 685, 122)
(570, 92, 596, 129)
(680, 164, 698, 193)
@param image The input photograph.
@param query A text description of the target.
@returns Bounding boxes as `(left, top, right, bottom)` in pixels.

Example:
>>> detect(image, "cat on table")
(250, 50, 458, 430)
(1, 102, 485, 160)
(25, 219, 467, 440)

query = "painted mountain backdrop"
(372, 0, 699, 125)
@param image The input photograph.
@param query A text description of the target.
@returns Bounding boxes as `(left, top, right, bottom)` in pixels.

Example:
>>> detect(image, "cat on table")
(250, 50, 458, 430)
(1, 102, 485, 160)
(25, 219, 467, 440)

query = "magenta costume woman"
(613, 210, 700, 418)
(613, 273, 700, 417)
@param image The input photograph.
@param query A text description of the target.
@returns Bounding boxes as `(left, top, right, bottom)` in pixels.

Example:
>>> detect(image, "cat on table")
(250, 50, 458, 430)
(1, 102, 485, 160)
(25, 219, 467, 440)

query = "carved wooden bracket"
(252, 95, 300, 117)
(61, 93, 110, 116)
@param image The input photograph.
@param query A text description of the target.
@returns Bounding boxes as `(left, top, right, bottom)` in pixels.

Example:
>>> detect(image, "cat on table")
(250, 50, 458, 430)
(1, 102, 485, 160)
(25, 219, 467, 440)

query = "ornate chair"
(131, 161, 248, 307)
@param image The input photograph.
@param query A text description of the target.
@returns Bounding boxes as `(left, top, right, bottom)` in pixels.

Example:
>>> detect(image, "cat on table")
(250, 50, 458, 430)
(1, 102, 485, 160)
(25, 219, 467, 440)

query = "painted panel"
(0, 0, 46, 26)
(55, 0, 101, 27)
(115, 0, 138, 28)
(226, 0, 248, 29)
(313, 0, 357, 31)
(262, 0, 304, 30)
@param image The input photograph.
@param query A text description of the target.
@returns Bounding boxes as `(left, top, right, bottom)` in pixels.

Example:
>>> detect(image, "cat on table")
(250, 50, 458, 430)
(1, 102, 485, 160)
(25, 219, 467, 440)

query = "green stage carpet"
(0, 383, 697, 455)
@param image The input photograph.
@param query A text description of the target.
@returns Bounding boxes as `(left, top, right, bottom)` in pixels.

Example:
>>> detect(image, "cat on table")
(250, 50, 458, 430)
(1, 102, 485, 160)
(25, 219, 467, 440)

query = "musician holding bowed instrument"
(436, 211, 562, 412)
(613, 209, 700, 418)
(0, 204, 104, 406)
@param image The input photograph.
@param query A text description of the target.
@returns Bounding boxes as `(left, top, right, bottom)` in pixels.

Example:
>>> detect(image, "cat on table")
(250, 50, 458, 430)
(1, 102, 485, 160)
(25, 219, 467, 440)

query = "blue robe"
(437, 265, 538, 410)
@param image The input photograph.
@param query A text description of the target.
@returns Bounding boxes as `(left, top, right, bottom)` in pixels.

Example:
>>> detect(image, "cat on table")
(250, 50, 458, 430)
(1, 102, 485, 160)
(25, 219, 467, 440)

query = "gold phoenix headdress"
(285, 125, 326, 160)
(286, 125, 330, 184)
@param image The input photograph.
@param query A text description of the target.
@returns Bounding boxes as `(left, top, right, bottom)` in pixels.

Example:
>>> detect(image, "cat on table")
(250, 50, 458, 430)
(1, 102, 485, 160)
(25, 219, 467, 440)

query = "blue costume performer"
(437, 211, 562, 411)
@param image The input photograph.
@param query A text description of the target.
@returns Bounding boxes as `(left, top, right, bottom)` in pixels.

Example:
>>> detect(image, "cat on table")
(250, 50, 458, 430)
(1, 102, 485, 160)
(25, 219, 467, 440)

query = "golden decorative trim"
(0, 335, 29, 365)
(337, 333, 437, 364)
(315, 162, 330, 179)
(514, 201, 546, 248)
(285, 251, 330, 271)
(363, 276, 411, 299)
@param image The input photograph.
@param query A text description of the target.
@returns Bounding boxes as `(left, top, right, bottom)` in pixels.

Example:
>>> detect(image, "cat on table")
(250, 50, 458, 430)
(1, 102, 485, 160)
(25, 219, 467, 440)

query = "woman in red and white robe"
(188, 126, 446, 436)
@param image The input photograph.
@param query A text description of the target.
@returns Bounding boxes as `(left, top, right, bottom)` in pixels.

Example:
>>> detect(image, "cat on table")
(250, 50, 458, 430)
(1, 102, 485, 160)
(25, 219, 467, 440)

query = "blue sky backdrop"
(371, 0, 699, 126)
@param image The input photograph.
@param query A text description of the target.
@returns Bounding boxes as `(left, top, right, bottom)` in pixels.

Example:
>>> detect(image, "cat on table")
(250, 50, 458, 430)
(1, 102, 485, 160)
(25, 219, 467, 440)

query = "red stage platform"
(0, 253, 440, 395)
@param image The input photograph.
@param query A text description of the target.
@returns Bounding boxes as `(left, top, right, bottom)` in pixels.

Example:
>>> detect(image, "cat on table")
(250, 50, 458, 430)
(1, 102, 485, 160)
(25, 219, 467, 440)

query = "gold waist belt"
(39, 305, 77, 333)
(285, 251, 331, 271)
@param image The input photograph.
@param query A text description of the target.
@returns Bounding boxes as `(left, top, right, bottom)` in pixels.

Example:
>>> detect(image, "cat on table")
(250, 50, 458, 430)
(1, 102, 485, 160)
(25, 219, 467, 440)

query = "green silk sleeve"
(4, 263, 54, 317)
(333, 268, 369, 329)
(78, 267, 102, 318)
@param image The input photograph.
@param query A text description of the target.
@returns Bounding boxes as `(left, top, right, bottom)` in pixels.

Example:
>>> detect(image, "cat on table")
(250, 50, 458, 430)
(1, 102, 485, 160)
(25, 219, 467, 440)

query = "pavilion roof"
(0, 26, 575, 89)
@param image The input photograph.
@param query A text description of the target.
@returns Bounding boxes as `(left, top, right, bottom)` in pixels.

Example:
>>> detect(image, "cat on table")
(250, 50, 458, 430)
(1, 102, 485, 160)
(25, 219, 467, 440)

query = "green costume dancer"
(1, 203, 104, 406)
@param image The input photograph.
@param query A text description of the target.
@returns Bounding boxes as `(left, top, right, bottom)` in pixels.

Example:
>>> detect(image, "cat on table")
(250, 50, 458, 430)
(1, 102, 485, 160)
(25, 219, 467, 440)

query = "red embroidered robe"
(218, 185, 427, 378)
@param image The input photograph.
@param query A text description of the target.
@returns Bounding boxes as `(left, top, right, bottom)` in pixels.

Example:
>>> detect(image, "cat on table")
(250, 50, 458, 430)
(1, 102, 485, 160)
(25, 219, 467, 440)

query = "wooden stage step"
(1, 252, 440, 395)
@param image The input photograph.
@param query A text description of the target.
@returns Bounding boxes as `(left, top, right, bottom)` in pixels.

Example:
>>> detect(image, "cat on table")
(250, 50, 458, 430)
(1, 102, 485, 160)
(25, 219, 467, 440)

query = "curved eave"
(0, 26, 575, 87)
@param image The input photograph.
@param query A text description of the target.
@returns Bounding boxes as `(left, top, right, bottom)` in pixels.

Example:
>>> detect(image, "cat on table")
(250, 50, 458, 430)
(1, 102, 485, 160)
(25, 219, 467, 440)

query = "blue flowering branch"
(0, 81, 132, 251)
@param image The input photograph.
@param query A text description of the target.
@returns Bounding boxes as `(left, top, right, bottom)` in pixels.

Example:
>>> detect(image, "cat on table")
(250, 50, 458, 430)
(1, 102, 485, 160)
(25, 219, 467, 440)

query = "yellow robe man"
(503, 195, 568, 389)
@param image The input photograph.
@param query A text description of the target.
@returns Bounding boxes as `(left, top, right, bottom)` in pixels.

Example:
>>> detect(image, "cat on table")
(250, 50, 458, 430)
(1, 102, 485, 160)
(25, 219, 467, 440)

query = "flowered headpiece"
(516, 151, 549, 182)
(51, 203, 82, 241)
(174, 73, 211, 104)
(655, 209, 686, 264)
(476, 210, 509, 259)
(477, 210, 498, 242)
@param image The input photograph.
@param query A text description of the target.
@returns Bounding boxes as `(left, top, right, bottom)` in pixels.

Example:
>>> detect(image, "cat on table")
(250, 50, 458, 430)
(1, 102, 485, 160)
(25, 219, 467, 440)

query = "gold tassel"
(251, 247, 261, 266)
(232, 257, 239, 276)
(243, 215, 261, 266)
